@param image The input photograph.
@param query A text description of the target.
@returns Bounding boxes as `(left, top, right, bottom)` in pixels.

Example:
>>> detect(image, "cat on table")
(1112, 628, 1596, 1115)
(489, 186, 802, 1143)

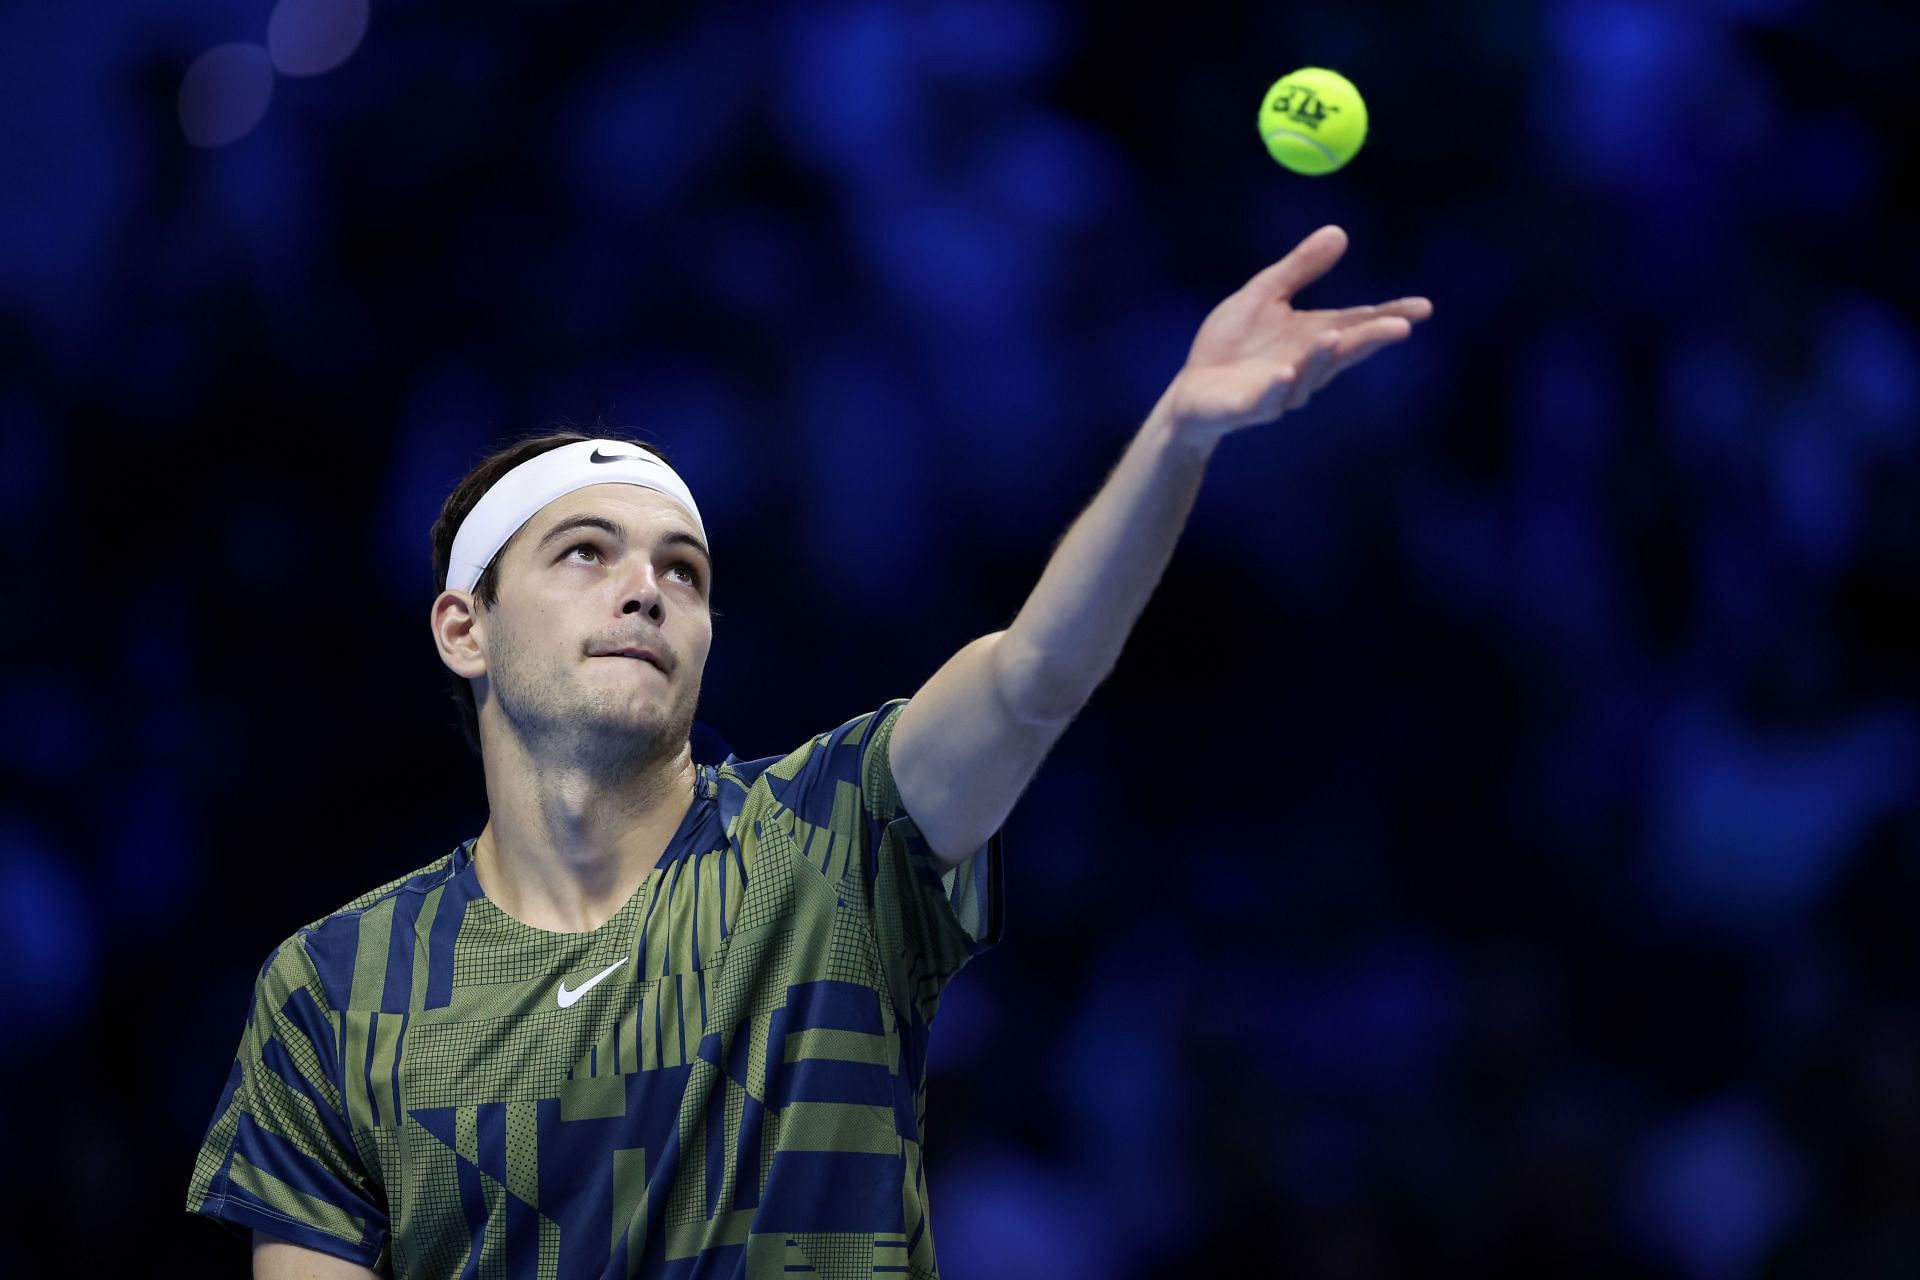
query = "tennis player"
(186, 224, 1429, 1277)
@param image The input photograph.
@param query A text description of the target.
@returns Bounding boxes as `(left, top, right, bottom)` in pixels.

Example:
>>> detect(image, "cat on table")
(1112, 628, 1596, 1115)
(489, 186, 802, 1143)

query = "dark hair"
(428, 427, 717, 758)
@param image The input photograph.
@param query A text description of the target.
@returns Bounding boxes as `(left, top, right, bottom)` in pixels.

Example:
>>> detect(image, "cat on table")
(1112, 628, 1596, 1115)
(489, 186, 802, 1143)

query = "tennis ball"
(1258, 67, 1368, 176)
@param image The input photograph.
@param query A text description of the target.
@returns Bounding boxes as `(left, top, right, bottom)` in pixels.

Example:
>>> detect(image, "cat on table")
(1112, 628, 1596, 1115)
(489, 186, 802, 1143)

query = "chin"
(616, 698, 694, 739)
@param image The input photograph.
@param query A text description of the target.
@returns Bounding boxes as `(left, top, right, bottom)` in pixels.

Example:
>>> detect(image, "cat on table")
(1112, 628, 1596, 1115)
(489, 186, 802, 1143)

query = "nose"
(618, 561, 665, 624)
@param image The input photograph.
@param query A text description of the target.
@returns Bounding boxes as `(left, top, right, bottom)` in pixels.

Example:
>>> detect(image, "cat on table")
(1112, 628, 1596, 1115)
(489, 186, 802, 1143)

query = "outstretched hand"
(1161, 225, 1433, 449)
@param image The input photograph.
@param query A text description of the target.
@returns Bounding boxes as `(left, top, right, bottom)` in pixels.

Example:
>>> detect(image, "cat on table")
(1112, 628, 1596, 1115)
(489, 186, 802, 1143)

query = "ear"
(431, 589, 488, 681)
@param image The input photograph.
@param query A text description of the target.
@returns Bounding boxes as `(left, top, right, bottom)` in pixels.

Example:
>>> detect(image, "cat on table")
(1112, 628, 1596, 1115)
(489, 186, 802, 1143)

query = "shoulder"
(721, 702, 910, 802)
(326, 851, 463, 919)
(712, 699, 910, 827)
(255, 849, 465, 1008)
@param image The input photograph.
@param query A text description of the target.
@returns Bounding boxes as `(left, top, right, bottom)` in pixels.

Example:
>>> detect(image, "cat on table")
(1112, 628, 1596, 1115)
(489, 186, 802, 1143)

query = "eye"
(565, 542, 602, 563)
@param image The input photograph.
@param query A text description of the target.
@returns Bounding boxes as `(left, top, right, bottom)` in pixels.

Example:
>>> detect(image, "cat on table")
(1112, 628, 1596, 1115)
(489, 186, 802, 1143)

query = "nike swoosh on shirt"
(557, 956, 629, 1008)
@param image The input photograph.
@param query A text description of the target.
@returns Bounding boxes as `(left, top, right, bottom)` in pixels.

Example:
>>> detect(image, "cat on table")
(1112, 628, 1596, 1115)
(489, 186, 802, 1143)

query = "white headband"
(445, 439, 707, 594)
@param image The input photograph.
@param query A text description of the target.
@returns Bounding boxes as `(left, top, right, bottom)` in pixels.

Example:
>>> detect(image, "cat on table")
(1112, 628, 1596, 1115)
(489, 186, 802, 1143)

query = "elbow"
(991, 629, 1087, 728)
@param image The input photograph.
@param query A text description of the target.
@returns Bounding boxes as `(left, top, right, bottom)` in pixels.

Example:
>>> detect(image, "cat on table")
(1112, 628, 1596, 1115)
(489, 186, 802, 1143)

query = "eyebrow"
(534, 514, 712, 574)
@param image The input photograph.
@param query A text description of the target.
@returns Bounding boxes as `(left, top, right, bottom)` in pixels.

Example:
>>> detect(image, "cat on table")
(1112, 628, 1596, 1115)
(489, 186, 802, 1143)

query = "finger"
(1330, 315, 1413, 360)
(1287, 317, 1409, 389)
(1311, 332, 1346, 394)
(1325, 322, 1413, 380)
(1325, 296, 1434, 326)
(1239, 225, 1349, 305)
(1282, 333, 1340, 412)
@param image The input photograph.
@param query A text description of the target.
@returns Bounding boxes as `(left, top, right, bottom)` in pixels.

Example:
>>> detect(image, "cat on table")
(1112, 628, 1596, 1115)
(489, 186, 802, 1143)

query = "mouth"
(596, 649, 666, 672)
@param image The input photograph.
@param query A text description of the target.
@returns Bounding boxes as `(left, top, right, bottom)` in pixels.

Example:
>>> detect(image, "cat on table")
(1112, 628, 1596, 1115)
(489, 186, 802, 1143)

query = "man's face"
(472, 483, 713, 768)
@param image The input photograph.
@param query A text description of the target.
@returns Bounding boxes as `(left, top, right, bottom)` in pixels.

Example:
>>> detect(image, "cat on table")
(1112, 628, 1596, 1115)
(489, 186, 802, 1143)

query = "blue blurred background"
(4, 0, 1919, 1274)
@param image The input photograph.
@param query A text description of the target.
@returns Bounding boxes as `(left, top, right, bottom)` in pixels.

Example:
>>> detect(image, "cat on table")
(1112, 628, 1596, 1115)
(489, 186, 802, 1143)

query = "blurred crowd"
(3, 0, 1917, 1275)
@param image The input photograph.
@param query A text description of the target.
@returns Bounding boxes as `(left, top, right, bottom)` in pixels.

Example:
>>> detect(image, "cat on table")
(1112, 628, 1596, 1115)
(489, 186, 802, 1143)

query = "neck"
(473, 735, 699, 934)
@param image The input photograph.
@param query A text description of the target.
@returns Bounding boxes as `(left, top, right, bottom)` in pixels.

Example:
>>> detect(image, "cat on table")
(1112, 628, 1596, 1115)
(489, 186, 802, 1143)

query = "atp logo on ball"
(1267, 82, 1341, 131)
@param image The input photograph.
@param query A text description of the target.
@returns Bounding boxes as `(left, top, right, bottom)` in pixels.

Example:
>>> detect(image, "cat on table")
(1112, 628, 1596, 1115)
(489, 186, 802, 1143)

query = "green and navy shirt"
(186, 698, 1003, 1278)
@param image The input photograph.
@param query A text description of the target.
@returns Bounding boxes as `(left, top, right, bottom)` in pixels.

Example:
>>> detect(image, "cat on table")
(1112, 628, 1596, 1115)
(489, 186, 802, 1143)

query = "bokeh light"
(0, 823, 97, 1056)
(266, 0, 371, 77)
(9, 0, 1920, 1273)
(176, 42, 274, 148)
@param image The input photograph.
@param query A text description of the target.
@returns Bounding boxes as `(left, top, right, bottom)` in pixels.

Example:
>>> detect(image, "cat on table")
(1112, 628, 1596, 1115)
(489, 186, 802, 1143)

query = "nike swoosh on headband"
(444, 439, 707, 595)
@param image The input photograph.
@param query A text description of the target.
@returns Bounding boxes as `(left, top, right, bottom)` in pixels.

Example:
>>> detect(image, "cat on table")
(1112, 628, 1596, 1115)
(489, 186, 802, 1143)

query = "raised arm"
(888, 225, 1433, 870)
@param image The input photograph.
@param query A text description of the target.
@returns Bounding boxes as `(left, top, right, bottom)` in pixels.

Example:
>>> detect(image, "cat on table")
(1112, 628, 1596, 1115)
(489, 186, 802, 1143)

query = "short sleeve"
(185, 936, 390, 1269)
(860, 698, 1005, 1027)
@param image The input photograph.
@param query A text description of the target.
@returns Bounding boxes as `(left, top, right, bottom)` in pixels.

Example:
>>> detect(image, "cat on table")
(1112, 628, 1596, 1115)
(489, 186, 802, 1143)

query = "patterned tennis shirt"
(186, 698, 1003, 1277)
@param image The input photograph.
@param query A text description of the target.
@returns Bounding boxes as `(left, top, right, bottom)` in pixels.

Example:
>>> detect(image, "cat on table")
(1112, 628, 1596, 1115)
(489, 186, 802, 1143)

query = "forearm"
(995, 386, 1216, 722)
